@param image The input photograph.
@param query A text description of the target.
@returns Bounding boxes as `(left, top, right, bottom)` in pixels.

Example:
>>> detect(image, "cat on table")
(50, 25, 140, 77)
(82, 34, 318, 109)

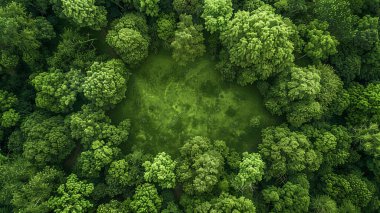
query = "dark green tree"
(11, 167, 64, 213)
(61, 0, 107, 30)
(220, 5, 294, 85)
(48, 174, 94, 213)
(21, 112, 75, 166)
(202, 0, 233, 33)
(143, 152, 177, 189)
(259, 126, 320, 179)
(0, 2, 54, 70)
(262, 180, 310, 212)
(32, 69, 83, 113)
(130, 183, 162, 213)
(106, 13, 149, 65)
(83, 59, 129, 107)
(171, 14, 205, 66)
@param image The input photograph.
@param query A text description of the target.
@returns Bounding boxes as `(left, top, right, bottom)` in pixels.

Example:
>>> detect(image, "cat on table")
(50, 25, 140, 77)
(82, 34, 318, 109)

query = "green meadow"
(109, 52, 279, 155)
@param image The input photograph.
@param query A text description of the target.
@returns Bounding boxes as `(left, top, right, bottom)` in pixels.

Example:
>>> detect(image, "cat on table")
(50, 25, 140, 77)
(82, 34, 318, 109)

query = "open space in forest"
(109, 52, 279, 155)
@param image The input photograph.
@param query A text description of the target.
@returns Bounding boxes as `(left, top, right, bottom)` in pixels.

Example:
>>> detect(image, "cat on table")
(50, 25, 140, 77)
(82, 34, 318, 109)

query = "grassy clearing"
(109, 52, 279, 156)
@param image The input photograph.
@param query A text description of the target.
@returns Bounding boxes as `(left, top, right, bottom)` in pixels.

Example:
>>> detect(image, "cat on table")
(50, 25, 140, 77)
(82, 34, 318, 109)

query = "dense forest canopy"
(0, 0, 380, 212)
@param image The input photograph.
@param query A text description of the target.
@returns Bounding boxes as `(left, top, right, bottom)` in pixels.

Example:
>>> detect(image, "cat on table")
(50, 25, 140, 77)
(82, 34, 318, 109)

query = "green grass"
(109, 52, 279, 156)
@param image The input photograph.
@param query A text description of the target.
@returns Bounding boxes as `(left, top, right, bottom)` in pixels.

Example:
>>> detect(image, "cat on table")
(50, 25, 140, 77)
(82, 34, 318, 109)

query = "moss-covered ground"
(109, 52, 279, 156)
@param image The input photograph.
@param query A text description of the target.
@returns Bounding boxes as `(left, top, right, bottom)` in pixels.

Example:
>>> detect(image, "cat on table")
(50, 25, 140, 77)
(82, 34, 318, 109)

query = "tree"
(1, 109, 20, 128)
(32, 69, 83, 113)
(106, 151, 151, 190)
(48, 174, 94, 213)
(0, 2, 54, 70)
(314, 0, 355, 42)
(202, 0, 233, 33)
(0, 157, 36, 210)
(259, 126, 321, 179)
(177, 136, 228, 194)
(97, 200, 129, 213)
(106, 13, 149, 65)
(83, 59, 129, 107)
(321, 172, 375, 208)
(220, 5, 294, 85)
(262, 65, 347, 126)
(138, 0, 160, 16)
(263, 66, 322, 127)
(67, 104, 131, 148)
(354, 15, 379, 52)
(156, 14, 176, 46)
(130, 183, 162, 213)
(298, 20, 339, 61)
(61, 0, 107, 30)
(171, 14, 205, 66)
(347, 82, 380, 125)
(310, 195, 338, 213)
(262, 180, 310, 212)
(77, 140, 120, 178)
(234, 152, 265, 192)
(106, 159, 133, 188)
(11, 167, 64, 213)
(173, 0, 202, 15)
(208, 193, 256, 212)
(21, 112, 75, 166)
(302, 124, 352, 168)
(48, 29, 98, 71)
(143, 152, 177, 189)
(331, 47, 361, 83)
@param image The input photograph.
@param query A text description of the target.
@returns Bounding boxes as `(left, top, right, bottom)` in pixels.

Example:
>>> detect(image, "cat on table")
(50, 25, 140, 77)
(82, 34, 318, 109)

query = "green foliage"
(0, 157, 36, 209)
(314, 0, 355, 42)
(233, 152, 265, 191)
(302, 124, 352, 168)
(61, 0, 107, 30)
(48, 29, 98, 71)
(32, 69, 83, 113)
(77, 140, 120, 178)
(0, 2, 54, 70)
(202, 0, 233, 34)
(331, 48, 361, 83)
(173, 0, 202, 14)
(106, 151, 150, 188)
(11, 167, 64, 213)
(138, 0, 160, 16)
(48, 174, 94, 213)
(143, 152, 177, 189)
(97, 200, 129, 213)
(298, 20, 339, 61)
(208, 193, 256, 212)
(259, 126, 320, 179)
(21, 112, 75, 166)
(263, 65, 347, 126)
(354, 15, 379, 52)
(322, 173, 375, 208)
(130, 183, 162, 213)
(171, 14, 205, 66)
(1, 109, 20, 128)
(156, 14, 176, 45)
(347, 82, 380, 125)
(310, 195, 338, 213)
(177, 136, 227, 194)
(221, 6, 294, 85)
(83, 59, 129, 107)
(106, 13, 149, 65)
(262, 180, 310, 212)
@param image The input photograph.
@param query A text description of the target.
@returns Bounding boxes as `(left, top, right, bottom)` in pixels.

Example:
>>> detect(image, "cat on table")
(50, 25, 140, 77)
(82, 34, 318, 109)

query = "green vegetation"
(109, 52, 278, 154)
(1, 0, 380, 212)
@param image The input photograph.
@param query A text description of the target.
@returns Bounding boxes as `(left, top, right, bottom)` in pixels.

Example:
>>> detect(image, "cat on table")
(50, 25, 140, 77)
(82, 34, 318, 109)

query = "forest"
(1, 0, 380, 212)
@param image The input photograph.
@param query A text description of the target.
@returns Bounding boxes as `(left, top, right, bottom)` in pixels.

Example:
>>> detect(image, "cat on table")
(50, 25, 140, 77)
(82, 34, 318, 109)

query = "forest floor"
(109, 52, 279, 156)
